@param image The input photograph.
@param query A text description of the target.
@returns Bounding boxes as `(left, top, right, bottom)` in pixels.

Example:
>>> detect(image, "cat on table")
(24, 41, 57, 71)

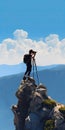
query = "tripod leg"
(33, 64, 34, 79)
(34, 61, 39, 85)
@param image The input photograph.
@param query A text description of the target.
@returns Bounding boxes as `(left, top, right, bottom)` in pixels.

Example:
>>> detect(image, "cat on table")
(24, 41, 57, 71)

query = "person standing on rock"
(23, 49, 36, 81)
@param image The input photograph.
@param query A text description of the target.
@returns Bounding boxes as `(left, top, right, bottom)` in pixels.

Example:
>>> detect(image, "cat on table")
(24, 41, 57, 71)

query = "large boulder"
(12, 77, 37, 130)
(16, 77, 36, 100)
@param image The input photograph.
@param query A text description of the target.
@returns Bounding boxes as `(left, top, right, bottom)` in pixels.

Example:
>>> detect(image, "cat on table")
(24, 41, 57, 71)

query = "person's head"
(29, 49, 36, 57)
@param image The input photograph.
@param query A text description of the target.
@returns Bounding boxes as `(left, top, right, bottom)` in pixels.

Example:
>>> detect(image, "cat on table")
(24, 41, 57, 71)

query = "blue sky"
(0, 0, 65, 65)
(0, 0, 65, 40)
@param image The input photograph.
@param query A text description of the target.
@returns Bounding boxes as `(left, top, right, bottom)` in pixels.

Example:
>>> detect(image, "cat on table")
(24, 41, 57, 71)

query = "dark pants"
(23, 63, 32, 80)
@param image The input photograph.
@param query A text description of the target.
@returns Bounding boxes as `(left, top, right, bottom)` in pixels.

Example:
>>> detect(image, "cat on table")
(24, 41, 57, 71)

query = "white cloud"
(13, 29, 28, 39)
(0, 29, 65, 66)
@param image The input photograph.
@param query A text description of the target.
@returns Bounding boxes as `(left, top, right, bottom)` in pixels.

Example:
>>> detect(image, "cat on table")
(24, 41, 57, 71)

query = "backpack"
(23, 54, 29, 64)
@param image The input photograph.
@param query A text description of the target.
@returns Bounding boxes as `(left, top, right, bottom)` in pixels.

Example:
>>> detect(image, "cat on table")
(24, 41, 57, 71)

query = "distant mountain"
(0, 65, 65, 130)
(0, 63, 63, 77)
(50, 64, 65, 70)
(0, 63, 26, 77)
(0, 74, 22, 130)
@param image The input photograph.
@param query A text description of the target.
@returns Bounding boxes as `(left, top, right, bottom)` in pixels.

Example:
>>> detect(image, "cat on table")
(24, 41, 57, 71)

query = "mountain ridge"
(0, 63, 65, 77)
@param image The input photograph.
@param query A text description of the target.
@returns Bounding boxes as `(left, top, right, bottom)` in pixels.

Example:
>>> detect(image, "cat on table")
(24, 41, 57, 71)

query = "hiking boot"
(23, 76, 26, 80)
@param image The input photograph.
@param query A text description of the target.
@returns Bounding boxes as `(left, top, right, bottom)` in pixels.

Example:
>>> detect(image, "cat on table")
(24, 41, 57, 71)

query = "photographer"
(23, 49, 36, 81)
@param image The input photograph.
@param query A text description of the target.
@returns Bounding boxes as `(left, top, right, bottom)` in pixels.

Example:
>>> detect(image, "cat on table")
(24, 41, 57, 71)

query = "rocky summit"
(11, 77, 65, 130)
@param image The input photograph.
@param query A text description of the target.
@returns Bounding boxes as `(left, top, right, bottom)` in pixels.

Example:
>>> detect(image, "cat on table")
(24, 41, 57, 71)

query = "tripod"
(32, 59, 39, 85)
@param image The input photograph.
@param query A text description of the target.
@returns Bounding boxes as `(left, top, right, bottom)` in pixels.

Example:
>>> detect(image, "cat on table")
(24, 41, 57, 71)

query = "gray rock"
(29, 92, 43, 112)
(16, 77, 36, 100)
(36, 83, 48, 99)
(54, 123, 65, 130)
(37, 107, 51, 119)
(12, 77, 65, 130)
(25, 113, 43, 130)
(49, 106, 64, 127)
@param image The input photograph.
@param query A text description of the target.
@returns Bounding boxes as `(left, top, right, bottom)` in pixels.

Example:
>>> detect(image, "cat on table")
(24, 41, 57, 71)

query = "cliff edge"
(12, 77, 65, 130)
